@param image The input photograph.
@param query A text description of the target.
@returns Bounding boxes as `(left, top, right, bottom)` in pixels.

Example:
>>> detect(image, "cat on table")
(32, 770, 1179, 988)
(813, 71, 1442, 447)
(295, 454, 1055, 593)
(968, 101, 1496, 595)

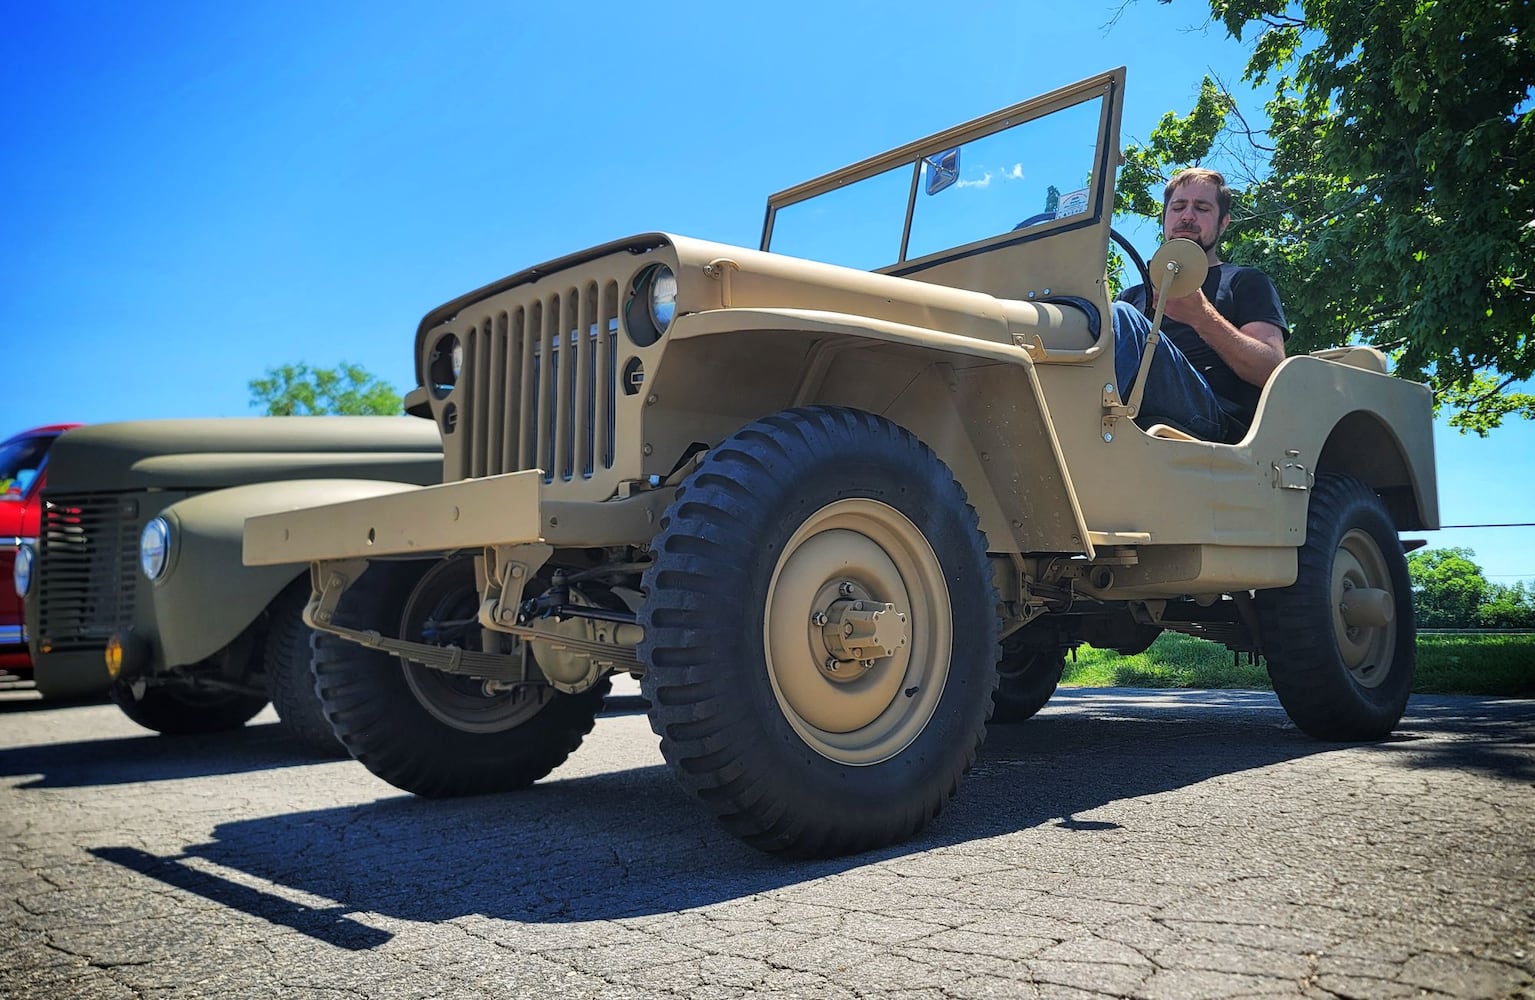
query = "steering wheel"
(1110, 228, 1152, 310)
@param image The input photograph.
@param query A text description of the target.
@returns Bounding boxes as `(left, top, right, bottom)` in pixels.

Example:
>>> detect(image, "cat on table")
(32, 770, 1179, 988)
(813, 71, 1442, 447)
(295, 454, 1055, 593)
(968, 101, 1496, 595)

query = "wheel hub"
(816, 592, 909, 682)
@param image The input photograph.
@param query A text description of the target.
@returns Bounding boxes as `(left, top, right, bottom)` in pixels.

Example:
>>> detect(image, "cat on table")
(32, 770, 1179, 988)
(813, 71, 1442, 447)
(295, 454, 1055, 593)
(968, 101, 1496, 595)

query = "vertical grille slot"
(453, 274, 624, 487)
(37, 495, 139, 651)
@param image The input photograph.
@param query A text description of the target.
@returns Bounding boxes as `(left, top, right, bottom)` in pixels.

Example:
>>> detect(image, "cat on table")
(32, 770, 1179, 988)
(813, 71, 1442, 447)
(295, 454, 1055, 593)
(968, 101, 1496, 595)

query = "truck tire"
(263, 580, 346, 757)
(1255, 475, 1415, 740)
(640, 406, 999, 857)
(990, 636, 1065, 724)
(109, 681, 268, 735)
(312, 557, 608, 797)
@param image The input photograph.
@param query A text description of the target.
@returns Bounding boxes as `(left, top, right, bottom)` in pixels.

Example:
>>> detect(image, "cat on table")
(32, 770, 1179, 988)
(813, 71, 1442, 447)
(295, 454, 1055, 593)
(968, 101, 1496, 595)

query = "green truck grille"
(37, 494, 139, 651)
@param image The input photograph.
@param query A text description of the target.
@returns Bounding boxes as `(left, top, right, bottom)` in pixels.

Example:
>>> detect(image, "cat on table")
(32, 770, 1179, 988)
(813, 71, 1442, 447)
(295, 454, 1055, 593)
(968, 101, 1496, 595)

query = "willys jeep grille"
(37, 494, 139, 651)
(455, 280, 622, 484)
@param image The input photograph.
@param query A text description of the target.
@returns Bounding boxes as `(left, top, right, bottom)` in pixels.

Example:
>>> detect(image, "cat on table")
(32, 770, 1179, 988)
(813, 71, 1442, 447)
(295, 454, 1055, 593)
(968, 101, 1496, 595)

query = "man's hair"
(1163, 168, 1233, 221)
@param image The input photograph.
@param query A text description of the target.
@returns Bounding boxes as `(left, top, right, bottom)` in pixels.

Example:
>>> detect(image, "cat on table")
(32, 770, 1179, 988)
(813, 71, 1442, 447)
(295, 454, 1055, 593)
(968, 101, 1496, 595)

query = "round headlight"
(140, 517, 171, 581)
(625, 264, 677, 347)
(649, 265, 677, 331)
(12, 542, 33, 598)
(450, 340, 464, 379)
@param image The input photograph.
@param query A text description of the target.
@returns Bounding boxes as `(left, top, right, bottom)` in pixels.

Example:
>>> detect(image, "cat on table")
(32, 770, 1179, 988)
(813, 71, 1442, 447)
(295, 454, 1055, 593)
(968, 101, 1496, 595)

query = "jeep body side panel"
(1029, 352, 1436, 597)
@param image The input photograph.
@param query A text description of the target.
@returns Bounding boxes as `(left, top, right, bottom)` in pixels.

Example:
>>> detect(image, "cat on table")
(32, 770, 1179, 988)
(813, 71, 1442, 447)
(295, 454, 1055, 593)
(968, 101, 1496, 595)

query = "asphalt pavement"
(2, 680, 1532, 999)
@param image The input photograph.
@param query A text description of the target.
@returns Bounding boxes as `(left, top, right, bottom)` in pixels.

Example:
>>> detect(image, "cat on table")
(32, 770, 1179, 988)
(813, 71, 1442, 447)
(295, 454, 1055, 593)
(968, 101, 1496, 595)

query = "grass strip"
(1059, 632, 1535, 697)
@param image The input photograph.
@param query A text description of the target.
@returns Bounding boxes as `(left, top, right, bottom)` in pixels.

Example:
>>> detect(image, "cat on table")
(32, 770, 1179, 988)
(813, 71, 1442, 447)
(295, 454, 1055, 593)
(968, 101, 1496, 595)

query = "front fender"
(151, 479, 423, 668)
(650, 307, 1092, 556)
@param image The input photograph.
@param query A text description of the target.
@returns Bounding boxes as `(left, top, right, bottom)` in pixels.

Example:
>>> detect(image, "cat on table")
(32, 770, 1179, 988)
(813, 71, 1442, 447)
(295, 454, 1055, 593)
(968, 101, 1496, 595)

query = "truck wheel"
(312, 557, 609, 797)
(109, 681, 268, 736)
(990, 635, 1065, 724)
(263, 580, 346, 757)
(1255, 475, 1415, 740)
(640, 406, 999, 857)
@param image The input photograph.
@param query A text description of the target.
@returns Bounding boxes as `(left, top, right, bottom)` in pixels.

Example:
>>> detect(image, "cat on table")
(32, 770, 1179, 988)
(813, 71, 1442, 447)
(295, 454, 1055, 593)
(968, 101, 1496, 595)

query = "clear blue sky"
(4, 1, 1529, 584)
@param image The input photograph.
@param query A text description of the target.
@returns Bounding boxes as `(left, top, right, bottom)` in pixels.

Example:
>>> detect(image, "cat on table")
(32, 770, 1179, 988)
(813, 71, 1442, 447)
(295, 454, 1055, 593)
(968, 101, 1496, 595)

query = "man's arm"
(1161, 291, 1287, 387)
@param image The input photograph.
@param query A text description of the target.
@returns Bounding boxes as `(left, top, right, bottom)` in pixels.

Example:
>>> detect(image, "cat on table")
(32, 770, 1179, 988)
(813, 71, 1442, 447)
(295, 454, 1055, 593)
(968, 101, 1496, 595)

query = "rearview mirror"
(923, 148, 960, 195)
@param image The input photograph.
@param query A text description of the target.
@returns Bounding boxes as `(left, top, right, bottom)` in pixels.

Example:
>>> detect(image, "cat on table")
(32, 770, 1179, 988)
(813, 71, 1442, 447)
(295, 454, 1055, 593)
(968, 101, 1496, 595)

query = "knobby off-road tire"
(263, 580, 347, 757)
(640, 406, 1000, 858)
(1255, 474, 1415, 741)
(312, 558, 609, 797)
(109, 680, 268, 736)
(990, 633, 1066, 724)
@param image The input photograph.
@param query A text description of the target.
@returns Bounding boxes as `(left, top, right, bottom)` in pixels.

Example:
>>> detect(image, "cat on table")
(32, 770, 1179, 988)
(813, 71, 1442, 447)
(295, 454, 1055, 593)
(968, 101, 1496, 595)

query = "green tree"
(249, 362, 402, 416)
(1119, 0, 1534, 433)
(1476, 580, 1535, 629)
(1408, 546, 1490, 627)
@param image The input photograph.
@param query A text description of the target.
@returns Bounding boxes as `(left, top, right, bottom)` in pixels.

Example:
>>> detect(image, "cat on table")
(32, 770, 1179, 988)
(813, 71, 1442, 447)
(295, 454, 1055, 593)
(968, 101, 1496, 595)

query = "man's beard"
(1169, 226, 1217, 252)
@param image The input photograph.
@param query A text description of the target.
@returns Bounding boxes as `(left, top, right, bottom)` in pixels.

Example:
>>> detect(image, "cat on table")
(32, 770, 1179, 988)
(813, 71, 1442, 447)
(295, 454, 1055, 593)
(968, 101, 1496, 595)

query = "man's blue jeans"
(1110, 301, 1230, 441)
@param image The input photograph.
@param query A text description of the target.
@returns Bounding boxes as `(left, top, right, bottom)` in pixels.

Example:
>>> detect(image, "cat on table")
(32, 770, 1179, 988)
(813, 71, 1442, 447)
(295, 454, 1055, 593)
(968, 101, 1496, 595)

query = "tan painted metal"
(762, 498, 948, 763)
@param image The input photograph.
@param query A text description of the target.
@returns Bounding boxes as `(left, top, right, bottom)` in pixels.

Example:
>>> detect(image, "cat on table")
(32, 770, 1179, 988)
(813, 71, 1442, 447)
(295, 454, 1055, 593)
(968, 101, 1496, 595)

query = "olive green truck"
(21, 417, 441, 752)
(243, 68, 1438, 855)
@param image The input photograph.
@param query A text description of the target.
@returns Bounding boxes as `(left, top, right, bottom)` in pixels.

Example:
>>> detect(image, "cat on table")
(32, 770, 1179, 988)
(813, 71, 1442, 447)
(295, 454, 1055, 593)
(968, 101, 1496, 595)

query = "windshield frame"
(760, 68, 1123, 279)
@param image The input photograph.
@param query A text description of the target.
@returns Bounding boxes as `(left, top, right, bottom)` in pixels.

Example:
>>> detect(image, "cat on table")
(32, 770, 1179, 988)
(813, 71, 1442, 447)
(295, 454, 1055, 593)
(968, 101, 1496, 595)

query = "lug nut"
(825, 657, 840, 672)
(811, 611, 828, 627)
(839, 582, 855, 597)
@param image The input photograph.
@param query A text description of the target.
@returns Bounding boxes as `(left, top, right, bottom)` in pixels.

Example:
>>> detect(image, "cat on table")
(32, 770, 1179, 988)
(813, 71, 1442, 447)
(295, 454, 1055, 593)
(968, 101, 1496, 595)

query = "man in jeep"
(1112, 167, 1289, 442)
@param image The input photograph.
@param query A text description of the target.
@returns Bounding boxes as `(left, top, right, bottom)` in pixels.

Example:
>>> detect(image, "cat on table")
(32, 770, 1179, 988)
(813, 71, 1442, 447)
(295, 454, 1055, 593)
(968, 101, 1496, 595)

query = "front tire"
(1256, 475, 1415, 740)
(641, 406, 999, 857)
(109, 681, 267, 736)
(313, 557, 608, 797)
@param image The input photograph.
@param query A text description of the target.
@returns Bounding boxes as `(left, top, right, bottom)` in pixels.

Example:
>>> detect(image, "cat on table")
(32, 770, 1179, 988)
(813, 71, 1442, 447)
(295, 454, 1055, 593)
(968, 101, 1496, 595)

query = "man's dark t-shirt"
(1117, 263, 1289, 432)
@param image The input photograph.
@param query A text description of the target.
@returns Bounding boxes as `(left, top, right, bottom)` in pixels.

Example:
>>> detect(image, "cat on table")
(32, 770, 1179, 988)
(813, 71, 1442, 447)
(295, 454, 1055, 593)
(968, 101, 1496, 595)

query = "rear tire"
(313, 557, 608, 797)
(990, 633, 1065, 724)
(263, 580, 346, 757)
(1256, 475, 1415, 741)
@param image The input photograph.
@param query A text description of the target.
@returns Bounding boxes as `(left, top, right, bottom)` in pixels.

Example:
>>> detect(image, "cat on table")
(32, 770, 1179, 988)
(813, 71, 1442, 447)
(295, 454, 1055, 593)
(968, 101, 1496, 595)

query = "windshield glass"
(0, 435, 54, 500)
(765, 94, 1104, 272)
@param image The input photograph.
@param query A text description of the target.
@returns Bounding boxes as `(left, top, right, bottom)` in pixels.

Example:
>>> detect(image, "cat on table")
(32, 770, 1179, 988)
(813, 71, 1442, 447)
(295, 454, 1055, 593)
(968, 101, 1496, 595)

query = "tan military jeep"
(244, 68, 1438, 857)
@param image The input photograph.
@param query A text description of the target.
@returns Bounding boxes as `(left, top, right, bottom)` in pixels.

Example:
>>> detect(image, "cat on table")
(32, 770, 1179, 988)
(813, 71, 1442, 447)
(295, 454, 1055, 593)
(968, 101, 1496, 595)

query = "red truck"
(2, 424, 80, 684)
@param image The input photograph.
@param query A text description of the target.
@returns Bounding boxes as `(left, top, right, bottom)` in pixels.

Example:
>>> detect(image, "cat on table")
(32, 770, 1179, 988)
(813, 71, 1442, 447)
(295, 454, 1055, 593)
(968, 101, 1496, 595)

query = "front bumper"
(243, 470, 670, 567)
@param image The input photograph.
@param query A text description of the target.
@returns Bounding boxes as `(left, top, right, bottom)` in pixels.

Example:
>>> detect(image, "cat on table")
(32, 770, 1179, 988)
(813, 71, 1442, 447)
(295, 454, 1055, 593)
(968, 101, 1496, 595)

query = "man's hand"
(1151, 288, 1287, 387)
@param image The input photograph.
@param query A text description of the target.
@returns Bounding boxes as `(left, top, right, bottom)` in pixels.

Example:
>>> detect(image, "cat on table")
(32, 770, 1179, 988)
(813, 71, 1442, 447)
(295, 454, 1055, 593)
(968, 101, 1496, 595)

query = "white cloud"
(1007, 163, 1025, 180)
(956, 171, 993, 189)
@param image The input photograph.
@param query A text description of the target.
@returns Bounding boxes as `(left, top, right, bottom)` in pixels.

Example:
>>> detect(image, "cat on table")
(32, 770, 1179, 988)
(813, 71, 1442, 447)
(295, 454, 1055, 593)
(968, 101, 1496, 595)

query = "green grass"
(1059, 631, 1535, 697)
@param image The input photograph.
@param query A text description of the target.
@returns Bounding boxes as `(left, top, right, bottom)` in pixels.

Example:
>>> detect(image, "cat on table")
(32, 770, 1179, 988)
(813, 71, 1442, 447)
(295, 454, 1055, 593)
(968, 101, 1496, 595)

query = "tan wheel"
(764, 498, 948, 765)
(1331, 527, 1397, 689)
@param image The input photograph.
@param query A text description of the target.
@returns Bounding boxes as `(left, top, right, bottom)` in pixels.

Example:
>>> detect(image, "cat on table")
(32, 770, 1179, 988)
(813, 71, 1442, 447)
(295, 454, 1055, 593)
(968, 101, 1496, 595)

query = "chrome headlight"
(12, 542, 33, 598)
(625, 264, 677, 347)
(140, 517, 171, 581)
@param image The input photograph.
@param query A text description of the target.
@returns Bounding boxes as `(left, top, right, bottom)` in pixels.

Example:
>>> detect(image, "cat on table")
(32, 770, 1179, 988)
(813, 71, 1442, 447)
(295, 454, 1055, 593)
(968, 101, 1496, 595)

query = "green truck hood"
(46, 417, 444, 493)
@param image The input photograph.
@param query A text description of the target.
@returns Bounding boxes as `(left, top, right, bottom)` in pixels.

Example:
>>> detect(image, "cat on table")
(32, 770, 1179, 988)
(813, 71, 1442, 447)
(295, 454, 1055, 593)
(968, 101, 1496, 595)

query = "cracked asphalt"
(2, 681, 1532, 999)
